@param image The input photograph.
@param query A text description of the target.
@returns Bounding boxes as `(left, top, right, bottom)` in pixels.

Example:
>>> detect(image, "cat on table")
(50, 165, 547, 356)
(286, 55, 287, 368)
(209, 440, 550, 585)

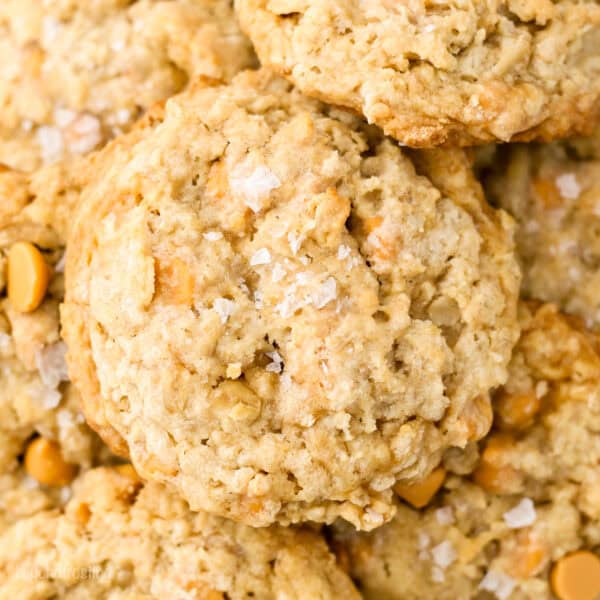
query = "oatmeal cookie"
(333, 303, 600, 600)
(62, 69, 520, 530)
(235, 0, 600, 147)
(0, 466, 359, 599)
(485, 129, 600, 329)
(0, 0, 256, 171)
(0, 164, 110, 531)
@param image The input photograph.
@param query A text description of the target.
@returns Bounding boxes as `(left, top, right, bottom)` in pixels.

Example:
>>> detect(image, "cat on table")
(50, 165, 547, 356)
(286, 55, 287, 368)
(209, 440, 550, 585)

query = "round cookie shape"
(0, 0, 256, 171)
(63, 69, 520, 529)
(0, 466, 360, 599)
(485, 130, 600, 330)
(235, 0, 600, 147)
(333, 303, 600, 599)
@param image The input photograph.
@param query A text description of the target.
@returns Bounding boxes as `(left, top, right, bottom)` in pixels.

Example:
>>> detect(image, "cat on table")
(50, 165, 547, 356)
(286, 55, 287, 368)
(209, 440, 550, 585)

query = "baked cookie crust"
(236, 0, 600, 147)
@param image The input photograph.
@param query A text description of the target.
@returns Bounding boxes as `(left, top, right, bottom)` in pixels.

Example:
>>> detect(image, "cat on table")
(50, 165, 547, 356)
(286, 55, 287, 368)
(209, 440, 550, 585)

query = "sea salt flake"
(435, 506, 455, 526)
(67, 114, 102, 155)
(229, 165, 280, 213)
(337, 244, 352, 260)
(555, 173, 580, 200)
(37, 126, 64, 163)
(431, 541, 456, 569)
(35, 342, 69, 389)
(254, 291, 264, 310)
(265, 351, 283, 374)
(479, 570, 516, 600)
(312, 277, 337, 309)
(54, 252, 66, 273)
(54, 108, 77, 128)
(535, 380, 548, 399)
(271, 263, 286, 282)
(288, 232, 304, 255)
(503, 497, 536, 529)
(40, 387, 61, 409)
(213, 298, 235, 324)
(431, 566, 445, 583)
(417, 531, 431, 550)
(203, 231, 223, 241)
(0, 332, 11, 354)
(250, 248, 271, 266)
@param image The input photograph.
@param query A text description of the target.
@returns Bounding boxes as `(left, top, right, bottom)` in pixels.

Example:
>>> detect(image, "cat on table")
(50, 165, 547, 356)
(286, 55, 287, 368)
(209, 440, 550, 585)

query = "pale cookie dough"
(0, 466, 360, 599)
(0, 0, 256, 171)
(63, 69, 520, 530)
(235, 0, 600, 147)
(0, 165, 109, 531)
(485, 129, 600, 329)
(333, 303, 600, 600)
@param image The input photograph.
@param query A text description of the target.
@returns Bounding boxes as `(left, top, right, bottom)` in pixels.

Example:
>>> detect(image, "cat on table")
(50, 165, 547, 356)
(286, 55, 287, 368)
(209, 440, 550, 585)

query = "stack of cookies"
(0, 2, 599, 599)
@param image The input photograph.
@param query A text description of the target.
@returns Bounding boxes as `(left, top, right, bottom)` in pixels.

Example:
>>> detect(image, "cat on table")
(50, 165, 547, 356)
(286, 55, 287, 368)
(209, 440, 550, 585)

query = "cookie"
(0, 465, 359, 599)
(235, 0, 600, 147)
(333, 303, 600, 600)
(485, 128, 600, 329)
(0, 0, 256, 171)
(0, 164, 110, 531)
(62, 69, 520, 530)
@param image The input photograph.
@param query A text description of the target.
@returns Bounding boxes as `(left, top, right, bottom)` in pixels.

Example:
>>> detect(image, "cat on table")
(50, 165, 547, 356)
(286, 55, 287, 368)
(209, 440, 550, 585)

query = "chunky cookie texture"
(0, 0, 256, 171)
(63, 69, 520, 530)
(333, 303, 600, 600)
(485, 128, 600, 331)
(236, 0, 600, 147)
(0, 165, 108, 532)
(0, 466, 360, 599)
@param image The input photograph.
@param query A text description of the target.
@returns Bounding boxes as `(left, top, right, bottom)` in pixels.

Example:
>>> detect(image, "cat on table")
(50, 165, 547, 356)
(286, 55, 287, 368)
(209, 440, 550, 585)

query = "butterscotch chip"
(63, 69, 520, 530)
(394, 467, 446, 509)
(7, 241, 50, 313)
(551, 551, 600, 600)
(236, 1, 600, 147)
(24, 437, 78, 487)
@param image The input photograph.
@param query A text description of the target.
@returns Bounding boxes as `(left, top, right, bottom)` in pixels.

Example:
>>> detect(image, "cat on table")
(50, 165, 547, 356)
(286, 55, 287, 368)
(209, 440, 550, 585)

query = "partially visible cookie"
(0, 164, 110, 532)
(63, 69, 520, 530)
(333, 303, 600, 600)
(236, 0, 600, 147)
(0, 465, 360, 599)
(485, 128, 600, 329)
(0, 0, 256, 171)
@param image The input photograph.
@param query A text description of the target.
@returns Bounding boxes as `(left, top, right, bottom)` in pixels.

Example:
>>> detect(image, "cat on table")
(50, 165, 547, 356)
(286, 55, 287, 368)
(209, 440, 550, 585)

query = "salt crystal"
(41, 387, 61, 409)
(265, 351, 283, 374)
(37, 126, 64, 163)
(503, 497, 536, 529)
(0, 332, 11, 354)
(229, 165, 280, 213)
(54, 252, 66, 273)
(555, 173, 580, 200)
(431, 541, 456, 569)
(254, 291, 264, 310)
(271, 263, 286, 283)
(535, 381, 548, 399)
(213, 298, 235, 324)
(337, 244, 352, 260)
(250, 248, 271, 266)
(312, 277, 337, 309)
(479, 570, 516, 600)
(288, 232, 304, 255)
(203, 231, 223, 241)
(417, 531, 431, 550)
(435, 506, 455, 526)
(67, 114, 102, 155)
(431, 566, 445, 583)
(35, 342, 69, 389)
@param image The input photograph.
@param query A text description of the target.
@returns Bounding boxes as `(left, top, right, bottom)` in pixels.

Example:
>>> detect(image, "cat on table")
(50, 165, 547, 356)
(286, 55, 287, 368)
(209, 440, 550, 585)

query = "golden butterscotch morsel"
(494, 389, 541, 431)
(472, 434, 522, 495)
(24, 437, 78, 487)
(551, 551, 600, 600)
(394, 467, 446, 509)
(7, 241, 50, 313)
(114, 463, 141, 482)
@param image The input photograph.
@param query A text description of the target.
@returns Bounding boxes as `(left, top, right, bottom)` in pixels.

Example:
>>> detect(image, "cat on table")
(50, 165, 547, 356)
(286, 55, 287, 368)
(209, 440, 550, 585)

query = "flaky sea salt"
(229, 165, 280, 213)
(35, 341, 69, 389)
(0, 332, 11, 354)
(213, 298, 235, 324)
(431, 541, 456, 570)
(312, 277, 337, 309)
(40, 387, 61, 410)
(337, 244, 352, 260)
(287, 232, 304, 255)
(54, 252, 66, 273)
(67, 114, 102, 155)
(555, 173, 581, 200)
(250, 248, 271, 266)
(265, 351, 283, 374)
(254, 290, 264, 310)
(435, 506, 455, 526)
(271, 263, 286, 283)
(503, 498, 536, 529)
(203, 231, 223, 241)
(479, 570, 516, 600)
(37, 126, 64, 163)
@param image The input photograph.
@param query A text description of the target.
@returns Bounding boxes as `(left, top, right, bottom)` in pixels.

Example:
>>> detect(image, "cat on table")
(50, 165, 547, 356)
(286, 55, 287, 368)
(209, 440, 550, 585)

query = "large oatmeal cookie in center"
(63, 69, 520, 529)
